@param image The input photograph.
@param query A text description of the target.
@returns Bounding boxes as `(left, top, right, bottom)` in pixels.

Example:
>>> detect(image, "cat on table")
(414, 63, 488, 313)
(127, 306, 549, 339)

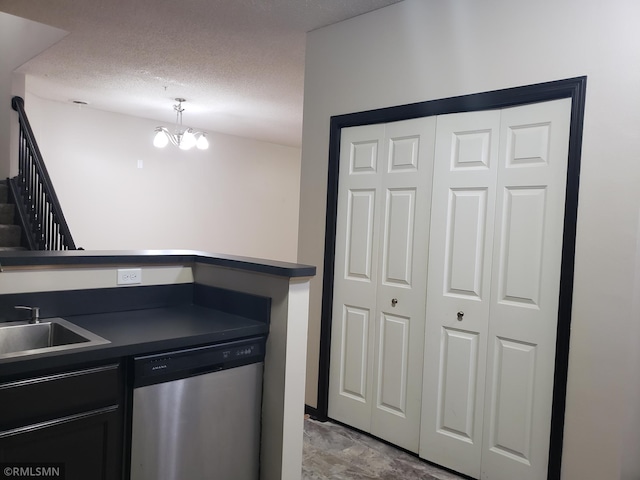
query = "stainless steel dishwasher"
(130, 336, 265, 480)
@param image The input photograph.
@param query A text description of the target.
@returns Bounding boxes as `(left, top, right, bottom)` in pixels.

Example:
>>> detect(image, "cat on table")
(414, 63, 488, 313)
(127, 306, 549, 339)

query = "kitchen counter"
(0, 250, 314, 480)
(0, 304, 269, 379)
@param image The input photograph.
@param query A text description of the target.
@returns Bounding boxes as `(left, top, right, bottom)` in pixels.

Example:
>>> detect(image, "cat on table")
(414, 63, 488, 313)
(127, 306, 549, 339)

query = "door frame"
(314, 77, 587, 480)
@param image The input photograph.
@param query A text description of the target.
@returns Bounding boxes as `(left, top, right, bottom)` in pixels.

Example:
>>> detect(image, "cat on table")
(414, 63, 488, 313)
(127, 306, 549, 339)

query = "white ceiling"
(0, 0, 402, 147)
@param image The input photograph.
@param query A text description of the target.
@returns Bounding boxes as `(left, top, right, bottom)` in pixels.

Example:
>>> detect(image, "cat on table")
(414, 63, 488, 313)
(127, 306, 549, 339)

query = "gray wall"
(298, 1, 640, 478)
(0, 12, 66, 178)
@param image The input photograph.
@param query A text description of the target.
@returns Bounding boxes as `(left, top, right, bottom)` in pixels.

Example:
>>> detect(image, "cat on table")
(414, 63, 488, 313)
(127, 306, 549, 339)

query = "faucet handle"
(14, 306, 41, 323)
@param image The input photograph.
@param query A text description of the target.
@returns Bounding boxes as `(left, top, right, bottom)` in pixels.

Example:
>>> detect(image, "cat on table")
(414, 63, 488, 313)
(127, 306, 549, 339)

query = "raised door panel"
(381, 188, 416, 287)
(488, 338, 537, 463)
(446, 188, 489, 299)
(345, 190, 376, 281)
(436, 327, 480, 442)
(481, 98, 571, 480)
(329, 124, 386, 430)
(370, 117, 436, 452)
(420, 110, 500, 477)
(339, 306, 371, 401)
(497, 187, 546, 307)
(376, 312, 410, 415)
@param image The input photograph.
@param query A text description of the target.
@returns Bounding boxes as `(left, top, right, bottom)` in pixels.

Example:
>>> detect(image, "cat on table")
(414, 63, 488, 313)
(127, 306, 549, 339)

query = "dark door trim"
(315, 76, 587, 480)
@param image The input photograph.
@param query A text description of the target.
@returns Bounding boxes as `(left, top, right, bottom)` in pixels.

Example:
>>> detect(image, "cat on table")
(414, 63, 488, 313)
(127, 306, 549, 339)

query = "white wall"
(298, 1, 640, 479)
(25, 94, 301, 262)
(0, 12, 66, 178)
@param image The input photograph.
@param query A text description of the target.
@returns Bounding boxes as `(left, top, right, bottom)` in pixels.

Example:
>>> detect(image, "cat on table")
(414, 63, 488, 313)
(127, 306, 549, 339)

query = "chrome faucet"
(15, 306, 41, 324)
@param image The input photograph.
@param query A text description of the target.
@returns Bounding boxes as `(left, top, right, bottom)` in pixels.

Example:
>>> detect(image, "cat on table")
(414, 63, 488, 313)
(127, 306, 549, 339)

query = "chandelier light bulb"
(153, 129, 169, 148)
(196, 134, 209, 150)
(180, 129, 196, 150)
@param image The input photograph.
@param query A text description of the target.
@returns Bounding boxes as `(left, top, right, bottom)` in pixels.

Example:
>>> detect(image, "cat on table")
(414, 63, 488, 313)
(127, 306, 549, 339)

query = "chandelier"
(153, 98, 209, 150)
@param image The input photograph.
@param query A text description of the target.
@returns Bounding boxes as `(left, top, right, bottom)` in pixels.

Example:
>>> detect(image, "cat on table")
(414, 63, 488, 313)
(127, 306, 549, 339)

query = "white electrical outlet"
(117, 268, 142, 285)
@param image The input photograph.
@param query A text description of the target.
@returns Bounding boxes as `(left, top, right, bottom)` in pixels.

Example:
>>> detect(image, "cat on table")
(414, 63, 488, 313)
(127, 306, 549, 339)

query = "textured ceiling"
(0, 0, 402, 147)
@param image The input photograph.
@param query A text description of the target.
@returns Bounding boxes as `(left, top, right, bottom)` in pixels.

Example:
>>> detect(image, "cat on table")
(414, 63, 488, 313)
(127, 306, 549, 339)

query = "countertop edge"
(0, 250, 316, 278)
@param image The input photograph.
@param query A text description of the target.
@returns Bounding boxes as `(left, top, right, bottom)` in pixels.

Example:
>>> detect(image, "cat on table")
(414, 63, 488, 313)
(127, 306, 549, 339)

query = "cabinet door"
(0, 363, 123, 480)
(0, 406, 122, 480)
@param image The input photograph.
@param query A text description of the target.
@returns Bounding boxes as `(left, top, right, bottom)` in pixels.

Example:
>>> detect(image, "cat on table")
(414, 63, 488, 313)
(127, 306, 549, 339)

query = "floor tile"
(302, 418, 466, 480)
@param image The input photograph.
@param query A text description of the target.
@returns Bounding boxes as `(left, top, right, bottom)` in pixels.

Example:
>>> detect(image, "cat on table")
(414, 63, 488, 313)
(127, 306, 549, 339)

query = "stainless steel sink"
(0, 318, 110, 359)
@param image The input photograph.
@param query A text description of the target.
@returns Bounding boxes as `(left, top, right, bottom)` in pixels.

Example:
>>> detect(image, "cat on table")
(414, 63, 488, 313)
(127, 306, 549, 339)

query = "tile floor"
(302, 417, 466, 480)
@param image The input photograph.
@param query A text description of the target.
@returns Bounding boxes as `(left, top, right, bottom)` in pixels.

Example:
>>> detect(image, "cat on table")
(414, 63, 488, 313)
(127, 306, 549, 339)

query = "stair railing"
(10, 96, 76, 250)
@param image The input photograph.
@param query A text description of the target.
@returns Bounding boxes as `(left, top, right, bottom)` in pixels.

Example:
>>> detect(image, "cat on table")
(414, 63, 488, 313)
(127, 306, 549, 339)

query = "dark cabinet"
(0, 363, 123, 480)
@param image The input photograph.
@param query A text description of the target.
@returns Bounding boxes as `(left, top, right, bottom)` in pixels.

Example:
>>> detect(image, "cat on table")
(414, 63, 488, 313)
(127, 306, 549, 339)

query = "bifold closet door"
(480, 99, 571, 480)
(419, 98, 571, 480)
(328, 117, 436, 452)
(419, 110, 501, 477)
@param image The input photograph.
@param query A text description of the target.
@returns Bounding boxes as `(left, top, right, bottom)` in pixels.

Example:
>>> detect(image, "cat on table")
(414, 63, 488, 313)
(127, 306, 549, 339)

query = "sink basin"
(0, 318, 110, 359)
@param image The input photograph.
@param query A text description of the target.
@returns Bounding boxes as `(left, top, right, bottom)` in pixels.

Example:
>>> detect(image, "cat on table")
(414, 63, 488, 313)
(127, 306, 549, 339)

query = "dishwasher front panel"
(130, 362, 263, 480)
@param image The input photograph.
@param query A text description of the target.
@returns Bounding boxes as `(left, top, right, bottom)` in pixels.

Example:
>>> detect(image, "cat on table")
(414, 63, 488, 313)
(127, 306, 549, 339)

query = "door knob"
(391, 298, 398, 307)
(457, 311, 464, 321)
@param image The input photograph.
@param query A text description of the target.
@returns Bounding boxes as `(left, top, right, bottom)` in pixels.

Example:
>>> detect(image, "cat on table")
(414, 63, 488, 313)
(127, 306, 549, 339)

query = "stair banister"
(10, 96, 76, 250)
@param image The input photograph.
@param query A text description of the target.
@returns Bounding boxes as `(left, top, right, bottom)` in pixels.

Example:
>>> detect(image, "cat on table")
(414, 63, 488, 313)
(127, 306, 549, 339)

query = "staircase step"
(0, 246, 26, 251)
(0, 204, 14, 224)
(0, 182, 7, 204)
(0, 225, 21, 247)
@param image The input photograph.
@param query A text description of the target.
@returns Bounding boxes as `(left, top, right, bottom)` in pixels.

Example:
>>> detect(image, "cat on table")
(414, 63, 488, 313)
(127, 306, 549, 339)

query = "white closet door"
(329, 123, 386, 432)
(480, 98, 571, 480)
(420, 99, 571, 479)
(370, 118, 436, 451)
(420, 110, 501, 477)
(329, 118, 436, 452)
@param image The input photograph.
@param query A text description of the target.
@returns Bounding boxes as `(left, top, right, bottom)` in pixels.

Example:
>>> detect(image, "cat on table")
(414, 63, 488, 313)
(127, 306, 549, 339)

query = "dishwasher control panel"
(222, 343, 258, 360)
(133, 336, 265, 388)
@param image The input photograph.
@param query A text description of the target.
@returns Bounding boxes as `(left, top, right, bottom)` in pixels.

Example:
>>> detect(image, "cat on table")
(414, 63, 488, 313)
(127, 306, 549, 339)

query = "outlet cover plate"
(117, 268, 142, 285)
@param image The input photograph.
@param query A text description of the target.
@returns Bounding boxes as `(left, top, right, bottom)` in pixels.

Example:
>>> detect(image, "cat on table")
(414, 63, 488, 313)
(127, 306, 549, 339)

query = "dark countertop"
(0, 249, 316, 278)
(0, 304, 269, 380)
